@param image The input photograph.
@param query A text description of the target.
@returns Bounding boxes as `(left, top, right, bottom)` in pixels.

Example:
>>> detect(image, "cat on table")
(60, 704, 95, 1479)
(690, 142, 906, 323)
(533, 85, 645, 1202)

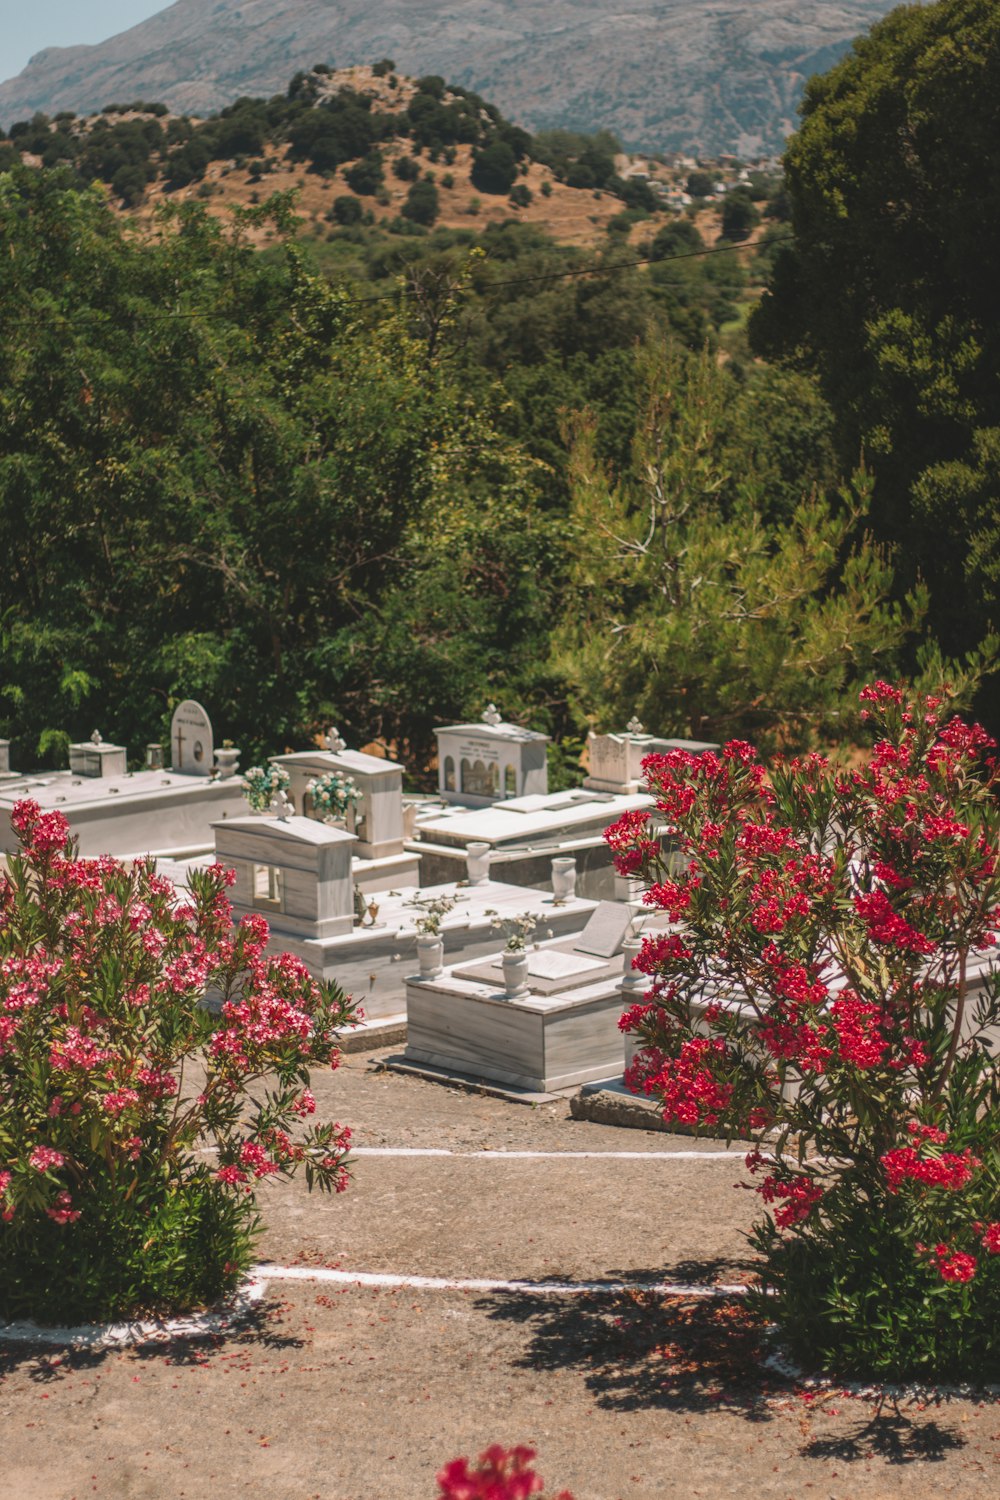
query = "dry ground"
(4, 1051, 999, 1500)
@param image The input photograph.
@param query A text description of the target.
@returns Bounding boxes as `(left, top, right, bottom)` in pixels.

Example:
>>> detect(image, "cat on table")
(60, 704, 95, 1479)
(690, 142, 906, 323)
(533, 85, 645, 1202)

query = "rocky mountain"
(0, 0, 900, 155)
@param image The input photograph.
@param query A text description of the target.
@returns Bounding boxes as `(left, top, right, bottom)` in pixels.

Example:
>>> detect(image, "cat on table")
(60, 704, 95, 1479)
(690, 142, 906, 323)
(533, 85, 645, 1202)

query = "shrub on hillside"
(402, 180, 440, 226)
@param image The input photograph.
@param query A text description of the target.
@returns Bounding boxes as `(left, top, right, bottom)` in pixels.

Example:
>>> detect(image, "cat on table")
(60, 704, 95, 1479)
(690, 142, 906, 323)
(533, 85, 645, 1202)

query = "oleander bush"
(0, 799, 355, 1325)
(609, 683, 1000, 1380)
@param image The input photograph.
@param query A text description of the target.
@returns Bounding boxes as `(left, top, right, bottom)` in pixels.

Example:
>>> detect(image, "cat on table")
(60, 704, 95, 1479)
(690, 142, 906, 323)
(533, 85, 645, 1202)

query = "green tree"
(344, 150, 384, 195)
(552, 344, 962, 752)
(0, 170, 549, 773)
(749, 0, 1000, 716)
(331, 193, 363, 225)
(686, 169, 713, 198)
(471, 141, 517, 195)
(720, 187, 759, 242)
(401, 179, 440, 226)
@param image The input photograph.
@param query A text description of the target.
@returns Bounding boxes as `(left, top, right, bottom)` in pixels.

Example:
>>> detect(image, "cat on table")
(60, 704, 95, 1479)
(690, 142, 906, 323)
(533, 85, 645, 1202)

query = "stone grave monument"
(170, 700, 215, 776)
(0, 739, 18, 786)
(403, 900, 643, 1094)
(0, 699, 243, 859)
(67, 730, 128, 780)
(435, 704, 549, 807)
(203, 815, 597, 1045)
(584, 716, 720, 795)
(270, 726, 418, 893)
(214, 811, 357, 943)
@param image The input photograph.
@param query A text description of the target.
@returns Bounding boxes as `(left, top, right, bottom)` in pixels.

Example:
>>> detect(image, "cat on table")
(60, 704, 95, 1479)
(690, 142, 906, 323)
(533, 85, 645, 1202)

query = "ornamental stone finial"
(91, 730, 104, 745)
(626, 715, 645, 737)
(482, 703, 502, 727)
(324, 726, 346, 754)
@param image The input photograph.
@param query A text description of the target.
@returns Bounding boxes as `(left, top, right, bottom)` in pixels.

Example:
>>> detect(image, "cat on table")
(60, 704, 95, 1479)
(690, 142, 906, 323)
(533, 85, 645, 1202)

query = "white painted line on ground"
(0, 1277, 268, 1348)
(349, 1147, 745, 1160)
(256, 1264, 749, 1297)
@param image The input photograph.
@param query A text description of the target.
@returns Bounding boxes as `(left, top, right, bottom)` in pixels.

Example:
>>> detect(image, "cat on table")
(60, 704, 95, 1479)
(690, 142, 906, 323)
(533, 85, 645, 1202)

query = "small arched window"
(460, 758, 471, 793)
(504, 764, 517, 797)
(444, 755, 456, 792)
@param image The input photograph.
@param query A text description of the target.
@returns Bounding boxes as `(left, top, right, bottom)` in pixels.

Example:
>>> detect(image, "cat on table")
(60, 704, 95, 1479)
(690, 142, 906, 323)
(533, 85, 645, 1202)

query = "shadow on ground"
(476, 1259, 974, 1462)
(0, 1294, 302, 1380)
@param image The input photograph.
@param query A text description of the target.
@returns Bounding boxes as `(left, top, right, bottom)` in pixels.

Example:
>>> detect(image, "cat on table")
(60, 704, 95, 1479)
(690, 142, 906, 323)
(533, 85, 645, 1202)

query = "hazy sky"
(1, 3, 168, 84)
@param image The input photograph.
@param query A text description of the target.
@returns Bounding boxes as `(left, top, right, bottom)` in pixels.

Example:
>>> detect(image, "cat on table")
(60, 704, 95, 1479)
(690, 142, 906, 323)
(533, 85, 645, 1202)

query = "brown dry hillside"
(65, 67, 682, 250)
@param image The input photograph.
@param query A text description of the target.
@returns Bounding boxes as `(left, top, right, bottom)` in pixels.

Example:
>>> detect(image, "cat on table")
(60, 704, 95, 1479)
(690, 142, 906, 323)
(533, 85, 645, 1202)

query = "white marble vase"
(417, 933, 445, 978)
(550, 856, 577, 904)
(466, 841, 491, 886)
(501, 949, 530, 998)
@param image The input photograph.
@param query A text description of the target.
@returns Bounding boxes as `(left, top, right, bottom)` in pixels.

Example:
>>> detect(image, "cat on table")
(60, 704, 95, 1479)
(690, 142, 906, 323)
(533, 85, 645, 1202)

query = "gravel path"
(3, 1047, 999, 1500)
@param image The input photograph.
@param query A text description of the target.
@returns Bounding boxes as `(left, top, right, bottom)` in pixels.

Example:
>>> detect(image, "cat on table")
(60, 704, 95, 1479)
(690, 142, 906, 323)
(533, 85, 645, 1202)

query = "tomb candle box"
(214, 814, 356, 942)
(435, 705, 549, 807)
(68, 733, 127, 779)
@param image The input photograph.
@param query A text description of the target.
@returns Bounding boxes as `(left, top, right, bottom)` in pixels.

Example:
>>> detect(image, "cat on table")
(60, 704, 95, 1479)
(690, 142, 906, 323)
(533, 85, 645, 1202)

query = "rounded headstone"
(170, 700, 214, 777)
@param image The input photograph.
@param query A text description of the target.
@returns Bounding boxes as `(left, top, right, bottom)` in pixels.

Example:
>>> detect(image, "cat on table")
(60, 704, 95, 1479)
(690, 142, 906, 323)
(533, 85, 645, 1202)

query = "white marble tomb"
(408, 787, 654, 900)
(435, 705, 549, 807)
(0, 704, 244, 860)
(584, 718, 720, 796)
(198, 812, 597, 1040)
(270, 728, 419, 893)
(214, 813, 357, 942)
(403, 901, 643, 1093)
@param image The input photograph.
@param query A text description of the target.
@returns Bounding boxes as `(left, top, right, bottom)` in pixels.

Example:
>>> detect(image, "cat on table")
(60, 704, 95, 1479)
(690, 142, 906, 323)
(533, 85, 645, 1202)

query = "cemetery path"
(4, 1047, 1000, 1500)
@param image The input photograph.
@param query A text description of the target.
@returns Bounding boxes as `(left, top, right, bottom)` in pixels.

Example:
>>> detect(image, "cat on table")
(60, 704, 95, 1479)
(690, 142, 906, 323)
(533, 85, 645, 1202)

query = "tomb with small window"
(270, 727, 418, 892)
(435, 705, 548, 808)
(214, 812, 356, 941)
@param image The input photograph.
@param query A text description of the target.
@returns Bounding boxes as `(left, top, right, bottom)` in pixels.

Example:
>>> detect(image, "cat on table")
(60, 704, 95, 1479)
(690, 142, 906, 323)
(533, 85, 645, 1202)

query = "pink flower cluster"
(437, 1445, 573, 1500)
(0, 795, 355, 1240)
(10, 799, 70, 856)
(29, 1146, 65, 1172)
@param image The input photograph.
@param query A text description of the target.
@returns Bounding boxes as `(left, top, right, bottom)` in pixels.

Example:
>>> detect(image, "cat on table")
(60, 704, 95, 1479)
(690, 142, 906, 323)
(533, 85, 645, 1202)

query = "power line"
(342, 233, 793, 307)
(3, 231, 790, 326)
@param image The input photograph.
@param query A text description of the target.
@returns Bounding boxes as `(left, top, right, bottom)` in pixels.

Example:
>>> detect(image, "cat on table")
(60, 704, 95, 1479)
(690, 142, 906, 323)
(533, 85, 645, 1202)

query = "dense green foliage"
(552, 345, 959, 752)
(0, 169, 551, 770)
(2, 35, 994, 774)
(751, 0, 1000, 718)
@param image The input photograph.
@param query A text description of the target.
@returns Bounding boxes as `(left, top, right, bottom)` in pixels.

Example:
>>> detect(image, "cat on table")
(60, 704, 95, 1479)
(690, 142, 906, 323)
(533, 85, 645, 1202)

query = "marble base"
(404, 940, 631, 1093)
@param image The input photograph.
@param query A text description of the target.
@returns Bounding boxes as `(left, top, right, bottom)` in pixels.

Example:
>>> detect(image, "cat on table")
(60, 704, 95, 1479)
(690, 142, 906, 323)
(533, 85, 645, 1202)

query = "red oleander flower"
(933, 1245, 977, 1283)
(882, 1144, 979, 1194)
(436, 1445, 572, 1500)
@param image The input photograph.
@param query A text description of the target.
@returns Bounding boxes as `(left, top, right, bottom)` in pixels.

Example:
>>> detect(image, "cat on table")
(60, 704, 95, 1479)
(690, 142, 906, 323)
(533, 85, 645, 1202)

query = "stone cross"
(324, 726, 346, 754)
(91, 730, 103, 746)
(626, 715, 645, 737)
(269, 788, 293, 820)
(481, 703, 502, 727)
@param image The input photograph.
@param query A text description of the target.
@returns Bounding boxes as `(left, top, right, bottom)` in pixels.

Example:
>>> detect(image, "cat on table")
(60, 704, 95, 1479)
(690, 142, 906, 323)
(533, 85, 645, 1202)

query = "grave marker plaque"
(574, 901, 635, 959)
(170, 700, 214, 777)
